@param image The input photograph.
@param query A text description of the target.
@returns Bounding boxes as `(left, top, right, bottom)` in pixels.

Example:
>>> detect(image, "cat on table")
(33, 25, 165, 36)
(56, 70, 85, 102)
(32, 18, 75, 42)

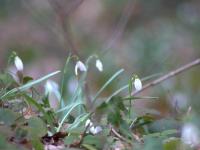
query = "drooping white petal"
(14, 56, 23, 71)
(75, 61, 87, 75)
(90, 126, 102, 135)
(68, 77, 78, 94)
(134, 78, 142, 91)
(96, 59, 103, 72)
(181, 123, 200, 147)
(94, 126, 102, 134)
(45, 80, 61, 110)
(45, 80, 59, 94)
(85, 119, 93, 127)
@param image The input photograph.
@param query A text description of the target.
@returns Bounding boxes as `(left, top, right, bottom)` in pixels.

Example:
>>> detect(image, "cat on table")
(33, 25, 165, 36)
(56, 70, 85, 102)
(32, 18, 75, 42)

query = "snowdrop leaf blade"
(60, 55, 71, 102)
(67, 113, 91, 131)
(92, 69, 124, 103)
(56, 101, 84, 132)
(1, 70, 60, 100)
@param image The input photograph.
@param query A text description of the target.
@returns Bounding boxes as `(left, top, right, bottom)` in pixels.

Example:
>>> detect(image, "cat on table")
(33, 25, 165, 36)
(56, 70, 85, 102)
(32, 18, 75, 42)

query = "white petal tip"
(75, 61, 87, 76)
(14, 56, 23, 71)
(96, 59, 103, 72)
(134, 78, 142, 91)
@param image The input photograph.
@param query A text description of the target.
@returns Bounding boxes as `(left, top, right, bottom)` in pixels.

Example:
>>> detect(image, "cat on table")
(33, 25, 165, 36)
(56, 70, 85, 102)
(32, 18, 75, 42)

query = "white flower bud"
(75, 61, 87, 76)
(134, 78, 142, 91)
(96, 59, 103, 72)
(14, 56, 23, 71)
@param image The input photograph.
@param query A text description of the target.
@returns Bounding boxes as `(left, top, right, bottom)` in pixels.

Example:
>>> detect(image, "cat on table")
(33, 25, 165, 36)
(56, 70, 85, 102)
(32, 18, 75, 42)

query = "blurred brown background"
(0, 0, 200, 116)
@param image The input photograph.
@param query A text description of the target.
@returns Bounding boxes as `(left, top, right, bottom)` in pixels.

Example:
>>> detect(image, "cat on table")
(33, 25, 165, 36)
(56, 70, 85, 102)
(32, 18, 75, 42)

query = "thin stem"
(132, 58, 200, 96)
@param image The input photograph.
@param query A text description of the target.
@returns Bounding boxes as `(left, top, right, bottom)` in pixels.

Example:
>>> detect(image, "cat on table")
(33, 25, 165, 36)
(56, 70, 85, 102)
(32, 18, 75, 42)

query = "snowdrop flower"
(181, 123, 200, 147)
(45, 80, 61, 109)
(96, 59, 103, 72)
(67, 77, 78, 94)
(134, 78, 142, 91)
(85, 119, 93, 127)
(85, 119, 102, 135)
(14, 56, 23, 71)
(75, 61, 87, 76)
(45, 80, 59, 93)
(90, 126, 102, 135)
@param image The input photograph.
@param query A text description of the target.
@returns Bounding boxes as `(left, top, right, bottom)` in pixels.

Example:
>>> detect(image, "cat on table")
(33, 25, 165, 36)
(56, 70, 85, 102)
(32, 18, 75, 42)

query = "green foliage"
(0, 54, 196, 150)
(0, 109, 19, 126)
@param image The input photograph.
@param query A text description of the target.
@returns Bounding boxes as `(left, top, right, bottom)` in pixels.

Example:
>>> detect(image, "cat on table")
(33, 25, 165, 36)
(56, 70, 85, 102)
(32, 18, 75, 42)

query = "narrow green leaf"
(57, 101, 84, 132)
(67, 113, 90, 131)
(105, 72, 162, 103)
(141, 72, 162, 81)
(161, 129, 178, 136)
(144, 129, 178, 138)
(105, 84, 128, 103)
(123, 96, 159, 101)
(1, 71, 60, 100)
(60, 55, 71, 103)
(92, 69, 124, 103)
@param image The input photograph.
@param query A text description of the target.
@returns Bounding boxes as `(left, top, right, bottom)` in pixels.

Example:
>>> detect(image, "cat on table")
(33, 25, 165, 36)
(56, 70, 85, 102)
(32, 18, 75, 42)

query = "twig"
(111, 127, 128, 142)
(132, 58, 200, 96)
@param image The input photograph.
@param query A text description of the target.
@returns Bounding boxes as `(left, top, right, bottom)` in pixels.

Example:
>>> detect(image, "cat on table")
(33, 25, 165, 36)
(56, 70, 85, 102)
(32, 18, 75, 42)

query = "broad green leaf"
(0, 109, 19, 126)
(142, 136, 163, 150)
(82, 135, 104, 149)
(163, 137, 181, 150)
(96, 97, 126, 126)
(31, 138, 44, 150)
(27, 117, 47, 138)
(0, 135, 20, 150)
(24, 94, 55, 128)
(15, 127, 28, 140)
(64, 135, 80, 145)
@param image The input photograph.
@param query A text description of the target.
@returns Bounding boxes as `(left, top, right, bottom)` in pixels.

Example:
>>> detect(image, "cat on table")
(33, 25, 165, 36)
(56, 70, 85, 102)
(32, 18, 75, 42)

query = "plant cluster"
(0, 52, 199, 150)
